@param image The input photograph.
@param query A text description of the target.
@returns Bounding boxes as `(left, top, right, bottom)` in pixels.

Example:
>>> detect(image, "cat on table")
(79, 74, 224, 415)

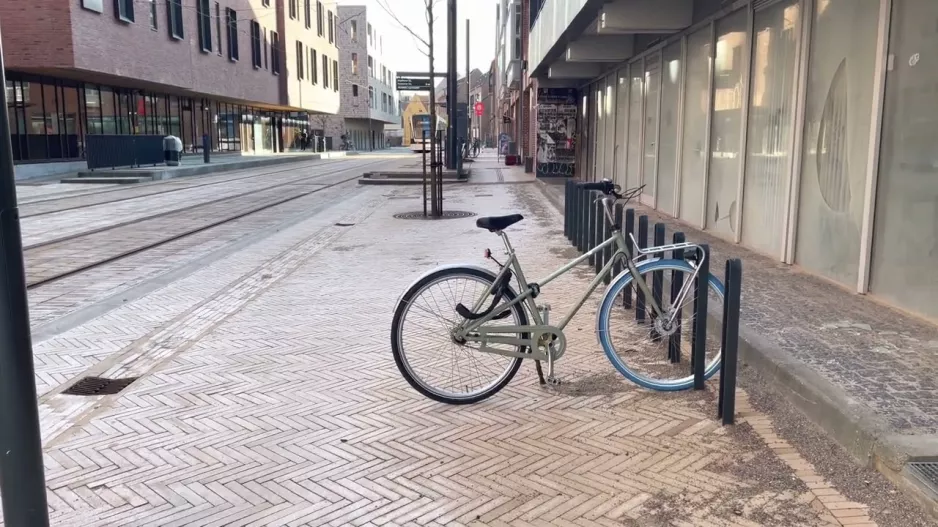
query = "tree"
(377, 0, 442, 216)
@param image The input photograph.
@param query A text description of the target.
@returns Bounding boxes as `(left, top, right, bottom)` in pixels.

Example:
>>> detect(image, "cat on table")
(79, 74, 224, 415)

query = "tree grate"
(393, 211, 476, 221)
(63, 376, 139, 396)
(908, 462, 938, 494)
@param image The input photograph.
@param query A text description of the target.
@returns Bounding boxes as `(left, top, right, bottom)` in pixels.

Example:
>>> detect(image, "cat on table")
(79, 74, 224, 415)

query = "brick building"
(1, 0, 340, 179)
(319, 5, 398, 151)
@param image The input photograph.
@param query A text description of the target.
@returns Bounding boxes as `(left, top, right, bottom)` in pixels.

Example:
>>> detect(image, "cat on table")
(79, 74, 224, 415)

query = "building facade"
(469, 69, 496, 147)
(526, 0, 938, 320)
(1, 0, 339, 178)
(495, 0, 529, 163)
(321, 5, 398, 151)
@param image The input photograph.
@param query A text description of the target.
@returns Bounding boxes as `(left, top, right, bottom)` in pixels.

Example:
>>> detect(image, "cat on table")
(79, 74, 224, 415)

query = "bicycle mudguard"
(393, 264, 495, 312)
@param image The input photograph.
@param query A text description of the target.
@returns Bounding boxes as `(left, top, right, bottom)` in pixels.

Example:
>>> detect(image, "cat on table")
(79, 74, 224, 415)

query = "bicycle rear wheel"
(597, 259, 725, 391)
(391, 266, 529, 404)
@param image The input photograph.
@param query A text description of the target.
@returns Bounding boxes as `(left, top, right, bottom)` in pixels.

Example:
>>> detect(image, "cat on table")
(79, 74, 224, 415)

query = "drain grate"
(63, 376, 139, 396)
(393, 210, 477, 221)
(908, 462, 938, 493)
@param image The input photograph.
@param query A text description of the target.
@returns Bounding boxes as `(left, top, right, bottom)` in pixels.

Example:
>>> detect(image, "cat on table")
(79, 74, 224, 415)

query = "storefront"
(576, 0, 938, 320)
(5, 71, 313, 164)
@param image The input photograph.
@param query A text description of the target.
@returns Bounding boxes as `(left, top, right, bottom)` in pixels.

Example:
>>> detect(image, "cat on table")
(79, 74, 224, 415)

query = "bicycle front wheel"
(598, 259, 725, 391)
(391, 266, 529, 404)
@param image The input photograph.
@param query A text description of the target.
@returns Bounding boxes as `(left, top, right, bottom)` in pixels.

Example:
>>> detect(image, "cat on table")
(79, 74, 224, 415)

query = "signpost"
(396, 77, 433, 91)
(474, 102, 484, 117)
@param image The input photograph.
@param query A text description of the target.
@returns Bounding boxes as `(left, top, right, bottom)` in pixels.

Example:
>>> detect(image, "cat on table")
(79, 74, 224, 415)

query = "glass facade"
(5, 71, 315, 164)
(573, 0, 937, 320)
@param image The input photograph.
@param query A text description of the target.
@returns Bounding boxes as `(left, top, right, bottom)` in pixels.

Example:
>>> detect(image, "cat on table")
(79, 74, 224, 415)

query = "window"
(289, 0, 297, 20)
(250, 22, 262, 68)
(167, 0, 183, 39)
(309, 47, 315, 84)
(333, 60, 338, 92)
(316, 1, 324, 36)
(311, 49, 318, 83)
(197, 0, 212, 52)
(352, 84, 359, 97)
(296, 41, 304, 80)
(369, 86, 375, 109)
(304, 0, 311, 28)
(322, 54, 329, 88)
(149, 0, 157, 29)
(261, 0, 269, 5)
(116, 0, 134, 22)
(263, 29, 268, 69)
(513, 4, 521, 60)
(367, 23, 372, 46)
(226, 8, 239, 61)
(271, 31, 280, 75)
(214, 3, 222, 54)
(351, 53, 358, 75)
(368, 55, 374, 77)
(328, 11, 334, 43)
(350, 20, 357, 42)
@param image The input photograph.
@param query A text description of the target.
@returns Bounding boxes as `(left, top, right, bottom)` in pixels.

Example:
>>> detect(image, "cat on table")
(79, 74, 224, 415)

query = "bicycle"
(391, 179, 725, 404)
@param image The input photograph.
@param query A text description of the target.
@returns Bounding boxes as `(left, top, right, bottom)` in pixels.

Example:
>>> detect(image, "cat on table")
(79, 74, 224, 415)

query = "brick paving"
(1, 177, 892, 526)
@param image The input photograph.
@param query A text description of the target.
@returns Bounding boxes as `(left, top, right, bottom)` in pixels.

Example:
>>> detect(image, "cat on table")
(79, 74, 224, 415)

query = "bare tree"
(377, 0, 442, 216)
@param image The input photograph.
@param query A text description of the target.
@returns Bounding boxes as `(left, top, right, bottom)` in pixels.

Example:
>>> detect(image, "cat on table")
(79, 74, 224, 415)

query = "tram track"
(25, 158, 387, 289)
(20, 157, 357, 218)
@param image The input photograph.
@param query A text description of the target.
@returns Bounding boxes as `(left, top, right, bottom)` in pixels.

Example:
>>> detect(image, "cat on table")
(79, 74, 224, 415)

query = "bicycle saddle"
(476, 214, 524, 232)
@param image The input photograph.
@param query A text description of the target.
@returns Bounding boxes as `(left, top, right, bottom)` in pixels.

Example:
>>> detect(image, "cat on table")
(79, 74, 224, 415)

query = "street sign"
(474, 102, 484, 116)
(396, 77, 433, 91)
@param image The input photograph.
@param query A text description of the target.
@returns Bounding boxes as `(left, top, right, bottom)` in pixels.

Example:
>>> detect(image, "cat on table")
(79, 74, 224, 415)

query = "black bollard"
(669, 232, 686, 363)
(202, 134, 210, 163)
(718, 258, 742, 425)
(564, 181, 573, 241)
(692, 244, 710, 390)
(636, 215, 648, 323)
(623, 208, 635, 309)
(611, 204, 624, 282)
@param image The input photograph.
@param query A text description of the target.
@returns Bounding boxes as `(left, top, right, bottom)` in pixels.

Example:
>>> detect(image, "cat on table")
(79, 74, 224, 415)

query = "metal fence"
(85, 135, 166, 170)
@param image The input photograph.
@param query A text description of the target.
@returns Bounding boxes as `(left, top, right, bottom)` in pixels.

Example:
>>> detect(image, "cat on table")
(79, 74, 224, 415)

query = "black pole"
(718, 259, 742, 425)
(422, 129, 428, 217)
(692, 244, 710, 390)
(652, 223, 665, 336)
(669, 232, 686, 363)
(0, 31, 52, 527)
(623, 208, 634, 309)
(466, 19, 471, 148)
(636, 215, 648, 322)
(446, 0, 457, 170)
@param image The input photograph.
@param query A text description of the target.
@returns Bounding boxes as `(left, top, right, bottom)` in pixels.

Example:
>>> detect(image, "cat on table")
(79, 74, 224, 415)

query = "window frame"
(296, 41, 305, 80)
(115, 0, 135, 23)
(251, 21, 262, 68)
(167, 0, 184, 40)
(226, 8, 239, 61)
(197, 0, 212, 53)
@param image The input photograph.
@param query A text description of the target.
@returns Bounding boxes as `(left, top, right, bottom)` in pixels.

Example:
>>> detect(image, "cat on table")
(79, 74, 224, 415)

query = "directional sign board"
(396, 77, 433, 91)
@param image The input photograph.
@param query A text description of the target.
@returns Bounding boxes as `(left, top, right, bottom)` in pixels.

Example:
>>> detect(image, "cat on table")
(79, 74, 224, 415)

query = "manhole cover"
(393, 211, 477, 220)
(63, 376, 139, 396)
(908, 462, 938, 493)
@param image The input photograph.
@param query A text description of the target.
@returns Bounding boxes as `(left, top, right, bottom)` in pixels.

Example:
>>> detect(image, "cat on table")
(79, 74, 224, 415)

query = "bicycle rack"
(562, 181, 744, 425)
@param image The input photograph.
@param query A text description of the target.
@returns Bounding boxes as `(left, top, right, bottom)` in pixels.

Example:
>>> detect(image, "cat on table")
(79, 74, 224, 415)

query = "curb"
(532, 178, 938, 521)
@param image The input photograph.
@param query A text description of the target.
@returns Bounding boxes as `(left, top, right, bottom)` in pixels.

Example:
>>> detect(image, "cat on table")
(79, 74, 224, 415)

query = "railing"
(564, 181, 743, 424)
(85, 135, 166, 170)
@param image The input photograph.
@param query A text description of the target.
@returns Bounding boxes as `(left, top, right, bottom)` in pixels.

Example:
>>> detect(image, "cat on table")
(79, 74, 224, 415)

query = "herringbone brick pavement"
(7, 183, 878, 526)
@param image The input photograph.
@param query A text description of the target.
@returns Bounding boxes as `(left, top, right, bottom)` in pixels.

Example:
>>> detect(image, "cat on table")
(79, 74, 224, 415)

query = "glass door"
(642, 52, 661, 205)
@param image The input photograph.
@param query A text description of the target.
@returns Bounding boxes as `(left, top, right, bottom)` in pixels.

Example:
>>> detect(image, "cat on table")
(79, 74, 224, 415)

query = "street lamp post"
(0, 26, 52, 527)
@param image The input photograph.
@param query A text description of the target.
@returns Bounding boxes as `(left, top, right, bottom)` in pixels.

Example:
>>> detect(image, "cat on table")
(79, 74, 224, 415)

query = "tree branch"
(376, 0, 430, 55)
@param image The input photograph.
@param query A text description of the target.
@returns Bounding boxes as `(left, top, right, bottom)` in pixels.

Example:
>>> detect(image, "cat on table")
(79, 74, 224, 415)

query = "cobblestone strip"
(31, 187, 386, 442)
(20, 159, 364, 246)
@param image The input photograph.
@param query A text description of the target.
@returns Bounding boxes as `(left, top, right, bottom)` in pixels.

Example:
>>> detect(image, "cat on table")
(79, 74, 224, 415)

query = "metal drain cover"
(63, 376, 139, 396)
(393, 211, 476, 220)
(908, 462, 938, 494)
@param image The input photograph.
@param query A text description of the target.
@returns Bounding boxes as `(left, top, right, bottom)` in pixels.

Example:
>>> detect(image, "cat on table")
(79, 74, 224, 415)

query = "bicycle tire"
(391, 266, 530, 404)
(597, 259, 725, 391)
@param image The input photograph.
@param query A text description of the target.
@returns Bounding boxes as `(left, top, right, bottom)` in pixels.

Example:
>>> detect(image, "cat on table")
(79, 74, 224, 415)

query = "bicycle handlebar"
(577, 180, 617, 195)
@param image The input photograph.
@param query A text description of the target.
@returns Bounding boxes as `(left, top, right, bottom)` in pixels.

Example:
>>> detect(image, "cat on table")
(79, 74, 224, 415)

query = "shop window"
(679, 27, 712, 225)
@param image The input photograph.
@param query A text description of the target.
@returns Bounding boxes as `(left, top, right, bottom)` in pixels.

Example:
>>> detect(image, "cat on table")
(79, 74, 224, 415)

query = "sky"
(336, 0, 498, 78)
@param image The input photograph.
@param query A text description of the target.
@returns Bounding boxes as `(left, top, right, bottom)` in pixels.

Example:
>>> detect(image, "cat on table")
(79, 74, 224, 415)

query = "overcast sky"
(336, 0, 498, 78)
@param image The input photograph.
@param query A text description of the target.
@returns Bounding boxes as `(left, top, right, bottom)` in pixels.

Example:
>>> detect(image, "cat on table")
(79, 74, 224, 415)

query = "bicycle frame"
(454, 218, 703, 361)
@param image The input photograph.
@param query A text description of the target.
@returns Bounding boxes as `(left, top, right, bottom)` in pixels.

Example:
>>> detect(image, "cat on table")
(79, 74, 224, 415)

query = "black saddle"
(476, 214, 524, 232)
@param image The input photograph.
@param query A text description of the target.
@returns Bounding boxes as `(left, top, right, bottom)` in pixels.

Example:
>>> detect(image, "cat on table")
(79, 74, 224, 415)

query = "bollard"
(612, 204, 624, 280)
(575, 188, 585, 252)
(669, 232, 686, 363)
(580, 188, 590, 253)
(202, 134, 210, 163)
(564, 181, 573, 241)
(718, 258, 742, 425)
(591, 198, 603, 270)
(636, 215, 648, 323)
(597, 203, 610, 277)
(588, 193, 599, 265)
(652, 223, 665, 335)
(623, 208, 635, 309)
(422, 131, 428, 217)
(692, 244, 710, 390)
